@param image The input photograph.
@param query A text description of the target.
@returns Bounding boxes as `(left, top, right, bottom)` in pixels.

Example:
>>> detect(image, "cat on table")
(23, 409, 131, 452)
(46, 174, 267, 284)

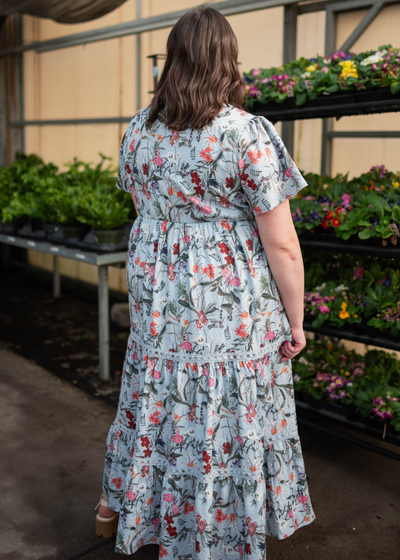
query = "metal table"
(0, 233, 127, 381)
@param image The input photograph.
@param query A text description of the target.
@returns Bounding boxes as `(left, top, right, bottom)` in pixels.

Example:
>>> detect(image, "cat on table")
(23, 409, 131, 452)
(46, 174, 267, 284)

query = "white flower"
(323, 58, 331, 64)
(246, 430, 256, 439)
(138, 483, 146, 492)
(299, 357, 309, 365)
(166, 152, 175, 161)
(162, 389, 169, 397)
(360, 49, 387, 66)
(254, 490, 263, 500)
(226, 546, 235, 555)
(301, 71, 311, 78)
(194, 335, 206, 346)
(216, 395, 222, 402)
(187, 427, 195, 436)
(204, 488, 212, 498)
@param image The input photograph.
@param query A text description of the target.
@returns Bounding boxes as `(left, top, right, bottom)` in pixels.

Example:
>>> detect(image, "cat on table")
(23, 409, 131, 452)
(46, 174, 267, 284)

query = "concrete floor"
(1, 346, 400, 560)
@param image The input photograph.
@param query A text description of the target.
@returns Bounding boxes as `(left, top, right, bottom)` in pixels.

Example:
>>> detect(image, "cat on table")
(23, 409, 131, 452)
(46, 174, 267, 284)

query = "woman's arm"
(255, 200, 306, 362)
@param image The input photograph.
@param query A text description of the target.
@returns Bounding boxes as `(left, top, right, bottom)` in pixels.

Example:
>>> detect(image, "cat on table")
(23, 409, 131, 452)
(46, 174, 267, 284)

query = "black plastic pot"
(17, 218, 46, 239)
(63, 224, 87, 240)
(2, 217, 26, 235)
(93, 228, 124, 245)
(318, 400, 357, 419)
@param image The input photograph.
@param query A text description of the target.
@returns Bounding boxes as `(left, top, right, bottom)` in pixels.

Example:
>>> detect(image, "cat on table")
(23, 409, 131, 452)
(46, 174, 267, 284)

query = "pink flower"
(319, 305, 330, 314)
(252, 68, 261, 77)
(298, 495, 308, 504)
(208, 377, 215, 388)
(152, 370, 161, 380)
(147, 266, 155, 277)
(172, 429, 184, 444)
(126, 488, 136, 501)
(238, 159, 245, 169)
(288, 509, 293, 519)
(285, 167, 292, 178)
(171, 503, 180, 514)
(152, 517, 160, 528)
(265, 327, 276, 341)
(163, 493, 175, 503)
(221, 267, 231, 279)
(180, 335, 193, 351)
(229, 276, 241, 286)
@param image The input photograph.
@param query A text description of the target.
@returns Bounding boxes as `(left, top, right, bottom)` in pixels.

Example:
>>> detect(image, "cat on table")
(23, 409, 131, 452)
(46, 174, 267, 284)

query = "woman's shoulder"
(215, 105, 271, 141)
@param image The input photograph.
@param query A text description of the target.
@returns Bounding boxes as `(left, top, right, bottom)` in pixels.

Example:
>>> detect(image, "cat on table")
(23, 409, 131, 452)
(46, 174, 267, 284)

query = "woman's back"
(116, 104, 307, 359)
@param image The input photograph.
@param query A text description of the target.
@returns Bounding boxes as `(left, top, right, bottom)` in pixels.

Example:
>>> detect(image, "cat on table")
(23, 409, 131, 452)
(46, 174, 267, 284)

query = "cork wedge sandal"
(94, 493, 119, 538)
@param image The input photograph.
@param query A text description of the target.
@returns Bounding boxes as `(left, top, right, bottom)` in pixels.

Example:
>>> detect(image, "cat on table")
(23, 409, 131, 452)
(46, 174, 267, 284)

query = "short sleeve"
(238, 115, 308, 216)
(115, 116, 138, 193)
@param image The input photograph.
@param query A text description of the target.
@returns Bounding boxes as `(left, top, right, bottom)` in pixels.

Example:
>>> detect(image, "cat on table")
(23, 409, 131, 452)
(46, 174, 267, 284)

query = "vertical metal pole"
(282, 4, 297, 155)
(136, 0, 141, 111)
(53, 255, 60, 298)
(98, 265, 110, 381)
(17, 14, 24, 153)
(321, 7, 336, 176)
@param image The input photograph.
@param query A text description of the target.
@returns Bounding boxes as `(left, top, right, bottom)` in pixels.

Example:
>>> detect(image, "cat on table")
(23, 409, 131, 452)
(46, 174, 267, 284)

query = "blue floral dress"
(101, 104, 316, 558)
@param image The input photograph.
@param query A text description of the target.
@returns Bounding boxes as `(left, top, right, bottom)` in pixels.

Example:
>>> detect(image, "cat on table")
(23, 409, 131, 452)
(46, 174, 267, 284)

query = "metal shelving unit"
(0, 233, 126, 381)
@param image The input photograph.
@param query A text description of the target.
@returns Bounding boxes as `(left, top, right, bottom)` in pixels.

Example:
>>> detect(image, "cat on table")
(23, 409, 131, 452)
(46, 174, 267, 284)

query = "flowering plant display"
(244, 44, 400, 107)
(303, 252, 400, 336)
(290, 165, 400, 245)
(293, 337, 400, 431)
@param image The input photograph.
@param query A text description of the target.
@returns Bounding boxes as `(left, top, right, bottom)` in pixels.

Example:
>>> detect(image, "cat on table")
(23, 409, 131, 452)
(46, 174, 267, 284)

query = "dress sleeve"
(116, 118, 137, 193)
(238, 115, 308, 216)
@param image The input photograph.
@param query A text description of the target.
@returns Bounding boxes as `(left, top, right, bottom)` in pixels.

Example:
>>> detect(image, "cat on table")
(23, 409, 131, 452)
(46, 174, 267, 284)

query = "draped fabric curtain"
(0, 0, 128, 24)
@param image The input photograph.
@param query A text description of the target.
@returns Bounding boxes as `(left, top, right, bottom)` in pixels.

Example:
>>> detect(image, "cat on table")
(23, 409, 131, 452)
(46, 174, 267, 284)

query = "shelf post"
(98, 265, 110, 381)
(52, 255, 60, 298)
(281, 3, 298, 155)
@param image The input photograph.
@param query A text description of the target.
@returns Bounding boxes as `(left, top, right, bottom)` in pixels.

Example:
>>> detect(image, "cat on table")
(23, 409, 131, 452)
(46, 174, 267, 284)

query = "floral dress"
(101, 104, 316, 559)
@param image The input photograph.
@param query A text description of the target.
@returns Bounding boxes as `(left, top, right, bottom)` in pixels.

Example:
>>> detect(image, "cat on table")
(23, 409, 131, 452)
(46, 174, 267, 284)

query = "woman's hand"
(279, 325, 306, 363)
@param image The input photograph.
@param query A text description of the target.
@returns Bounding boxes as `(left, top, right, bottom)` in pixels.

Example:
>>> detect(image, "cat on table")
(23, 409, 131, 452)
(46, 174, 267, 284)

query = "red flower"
(194, 185, 205, 197)
(218, 242, 230, 255)
(173, 243, 179, 255)
(154, 242, 159, 253)
(142, 163, 148, 175)
(335, 206, 342, 216)
(143, 447, 152, 458)
(126, 163, 132, 174)
(126, 410, 136, 429)
(165, 514, 174, 525)
(202, 450, 210, 463)
(111, 477, 122, 490)
(321, 220, 329, 230)
(240, 172, 249, 183)
(245, 543, 251, 554)
(224, 254, 235, 266)
(204, 463, 211, 474)
(247, 179, 257, 191)
(225, 177, 234, 189)
(191, 172, 201, 185)
(141, 436, 150, 447)
(216, 509, 228, 522)
(326, 211, 333, 219)
(176, 191, 187, 202)
(184, 501, 194, 514)
(196, 541, 201, 553)
(159, 546, 168, 557)
(222, 442, 231, 454)
(167, 525, 177, 537)
(245, 239, 252, 251)
(331, 218, 340, 227)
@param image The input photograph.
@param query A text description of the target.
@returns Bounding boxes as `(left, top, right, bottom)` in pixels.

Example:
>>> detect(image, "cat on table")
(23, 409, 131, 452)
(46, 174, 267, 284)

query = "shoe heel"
(95, 513, 119, 538)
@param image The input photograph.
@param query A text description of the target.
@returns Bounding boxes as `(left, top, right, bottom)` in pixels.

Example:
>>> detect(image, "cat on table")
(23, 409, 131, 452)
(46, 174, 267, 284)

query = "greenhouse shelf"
(0, 233, 126, 382)
(298, 233, 399, 258)
(303, 321, 400, 352)
(250, 86, 400, 122)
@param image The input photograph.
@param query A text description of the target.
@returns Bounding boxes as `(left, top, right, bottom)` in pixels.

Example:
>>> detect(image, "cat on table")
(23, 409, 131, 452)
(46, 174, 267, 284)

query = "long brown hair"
(146, 6, 246, 131)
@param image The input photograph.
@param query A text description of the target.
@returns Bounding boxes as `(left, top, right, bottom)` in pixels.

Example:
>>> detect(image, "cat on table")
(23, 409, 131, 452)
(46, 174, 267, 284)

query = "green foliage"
(0, 152, 134, 229)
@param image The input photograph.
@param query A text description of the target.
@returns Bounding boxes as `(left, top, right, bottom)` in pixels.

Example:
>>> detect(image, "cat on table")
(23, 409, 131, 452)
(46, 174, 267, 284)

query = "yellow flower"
(354, 314, 358, 318)
(393, 181, 399, 188)
(339, 310, 350, 319)
(341, 302, 348, 310)
(306, 64, 317, 72)
(345, 371, 351, 377)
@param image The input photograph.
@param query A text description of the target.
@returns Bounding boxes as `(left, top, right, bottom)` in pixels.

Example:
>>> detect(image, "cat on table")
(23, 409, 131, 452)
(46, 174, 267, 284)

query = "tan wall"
(22, 2, 400, 307)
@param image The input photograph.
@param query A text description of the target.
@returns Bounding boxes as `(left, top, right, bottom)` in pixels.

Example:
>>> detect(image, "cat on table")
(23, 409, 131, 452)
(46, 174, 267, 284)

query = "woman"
(94, 6, 316, 558)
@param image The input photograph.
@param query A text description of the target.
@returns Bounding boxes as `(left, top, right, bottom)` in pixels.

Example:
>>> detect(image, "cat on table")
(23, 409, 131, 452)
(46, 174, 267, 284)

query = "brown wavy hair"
(146, 6, 246, 131)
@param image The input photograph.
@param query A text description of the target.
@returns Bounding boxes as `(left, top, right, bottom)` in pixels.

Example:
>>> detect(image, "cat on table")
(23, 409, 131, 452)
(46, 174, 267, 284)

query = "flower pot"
(2, 218, 26, 235)
(319, 400, 356, 419)
(63, 224, 87, 240)
(93, 228, 124, 245)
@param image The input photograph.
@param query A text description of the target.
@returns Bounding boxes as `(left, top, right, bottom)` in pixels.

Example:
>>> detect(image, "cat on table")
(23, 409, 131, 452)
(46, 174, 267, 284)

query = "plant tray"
(298, 231, 399, 257)
(250, 86, 400, 122)
(303, 321, 400, 352)
(69, 223, 132, 254)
